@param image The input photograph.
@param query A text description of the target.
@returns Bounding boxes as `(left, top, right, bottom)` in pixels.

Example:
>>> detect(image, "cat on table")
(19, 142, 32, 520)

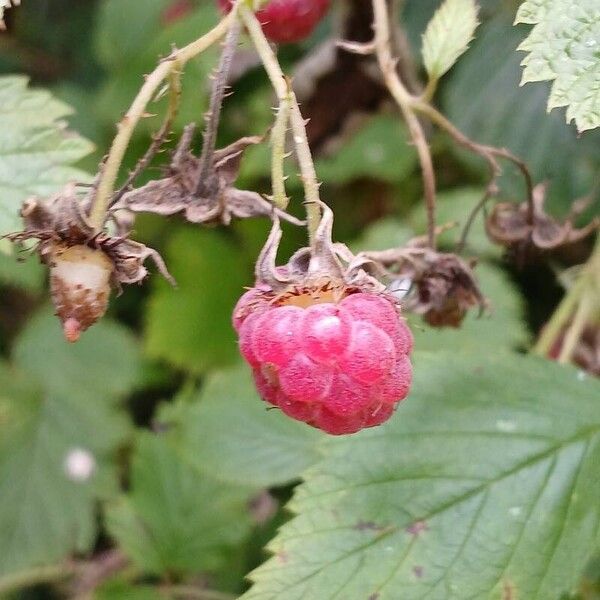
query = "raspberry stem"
(270, 85, 292, 210)
(338, 0, 536, 252)
(89, 9, 237, 231)
(371, 0, 437, 250)
(534, 236, 600, 363)
(110, 64, 183, 207)
(238, 3, 322, 246)
(196, 17, 242, 197)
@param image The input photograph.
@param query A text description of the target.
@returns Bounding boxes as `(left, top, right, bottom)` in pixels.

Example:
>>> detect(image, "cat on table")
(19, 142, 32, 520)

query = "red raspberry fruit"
(234, 290, 413, 435)
(217, 0, 330, 44)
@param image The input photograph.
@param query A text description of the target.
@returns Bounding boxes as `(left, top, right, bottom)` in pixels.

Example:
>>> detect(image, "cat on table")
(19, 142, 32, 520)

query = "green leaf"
(13, 307, 142, 401)
(106, 432, 253, 577)
(315, 116, 417, 184)
(0, 369, 131, 576)
(96, 580, 163, 600)
(243, 352, 600, 599)
(0, 311, 140, 576)
(0, 76, 93, 239)
(515, 0, 600, 132)
(0, 250, 44, 292)
(161, 364, 323, 489)
(422, 0, 479, 80)
(442, 17, 600, 213)
(144, 228, 247, 374)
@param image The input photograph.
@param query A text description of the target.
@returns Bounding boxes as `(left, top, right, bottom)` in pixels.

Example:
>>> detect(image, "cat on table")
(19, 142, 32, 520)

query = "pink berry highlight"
(217, 0, 330, 44)
(234, 289, 413, 435)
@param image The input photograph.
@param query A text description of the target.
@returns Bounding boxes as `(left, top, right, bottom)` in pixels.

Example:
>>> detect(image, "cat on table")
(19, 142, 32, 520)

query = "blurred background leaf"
(105, 431, 253, 578)
(159, 364, 323, 489)
(0, 76, 93, 240)
(0, 310, 139, 578)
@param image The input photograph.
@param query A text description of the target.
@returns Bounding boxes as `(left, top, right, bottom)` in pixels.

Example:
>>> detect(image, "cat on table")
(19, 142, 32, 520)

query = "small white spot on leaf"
(63, 447, 96, 483)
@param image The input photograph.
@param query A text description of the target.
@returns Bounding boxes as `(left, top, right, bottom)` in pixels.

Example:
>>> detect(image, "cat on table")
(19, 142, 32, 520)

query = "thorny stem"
(196, 17, 242, 196)
(270, 86, 292, 210)
(111, 64, 183, 207)
(89, 10, 236, 230)
(412, 100, 535, 248)
(372, 0, 437, 249)
(238, 3, 322, 246)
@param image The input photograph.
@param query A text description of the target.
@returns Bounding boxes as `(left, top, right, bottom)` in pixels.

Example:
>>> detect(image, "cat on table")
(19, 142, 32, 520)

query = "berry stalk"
(111, 64, 183, 206)
(534, 235, 600, 364)
(238, 3, 322, 246)
(196, 17, 242, 196)
(270, 85, 292, 210)
(89, 9, 237, 230)
(371, 0, 437, 250)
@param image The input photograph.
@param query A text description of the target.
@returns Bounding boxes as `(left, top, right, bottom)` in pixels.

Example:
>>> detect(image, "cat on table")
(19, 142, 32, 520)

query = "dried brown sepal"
(239, 201, 391, 317)
(5, 183, 173, 341)
(486, 184, 599, 260)
(361, 236, 487, 328)
(116, 124, 304, 227)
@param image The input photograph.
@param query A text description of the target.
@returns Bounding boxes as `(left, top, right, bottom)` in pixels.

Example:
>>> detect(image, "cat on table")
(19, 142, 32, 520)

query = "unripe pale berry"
(234, 291, 413, 435)
(217, 0, 330, 44)
(49, 244, 113, 342)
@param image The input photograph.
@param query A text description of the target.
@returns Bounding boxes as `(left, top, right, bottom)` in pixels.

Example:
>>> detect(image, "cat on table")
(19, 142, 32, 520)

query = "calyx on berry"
(117, 124, 303, 227)
(486, 183, 599, 260)
(218, 0, 330, 44)
(233, 202, 413, 435)
(5, 184, 173, 342)
(362, 236, 486, 328)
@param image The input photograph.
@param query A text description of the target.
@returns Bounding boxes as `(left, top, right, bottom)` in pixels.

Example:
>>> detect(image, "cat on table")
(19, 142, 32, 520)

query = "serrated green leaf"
(422, 0, 479, 80)
(162, 364, 323, 489)
(105, 432, 253, 577)
(243, 352, 600, 600)
(0, 76, 93, 239)
(515, 0, 600, 132)
(13, 307, 142, 401)
(315, 116, 417, 184)
(443, 17, 600, 213)
(144, 228, 247, 374)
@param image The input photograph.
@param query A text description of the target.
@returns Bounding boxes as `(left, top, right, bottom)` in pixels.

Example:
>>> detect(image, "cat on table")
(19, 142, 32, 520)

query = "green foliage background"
(0, 1, 598, 599)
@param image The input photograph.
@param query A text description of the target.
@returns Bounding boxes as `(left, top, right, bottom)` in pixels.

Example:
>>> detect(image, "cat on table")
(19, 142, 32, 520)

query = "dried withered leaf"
(361, 237, 486, 327)
(117, 124, 304, 227)
(486, 183, 599, 256)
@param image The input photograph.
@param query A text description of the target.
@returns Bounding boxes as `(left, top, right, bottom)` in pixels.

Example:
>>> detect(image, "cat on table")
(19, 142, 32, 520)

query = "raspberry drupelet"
(233, 203, 413, 435)
(218, 0, 330, 44)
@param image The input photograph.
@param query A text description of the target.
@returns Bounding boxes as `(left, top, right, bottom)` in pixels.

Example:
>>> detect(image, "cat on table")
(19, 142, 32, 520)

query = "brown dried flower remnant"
(5, 183, 173, 342)
(361, 235, 486, 328)
(117, 124, 304, 227)
(486, 183, 599, 259)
